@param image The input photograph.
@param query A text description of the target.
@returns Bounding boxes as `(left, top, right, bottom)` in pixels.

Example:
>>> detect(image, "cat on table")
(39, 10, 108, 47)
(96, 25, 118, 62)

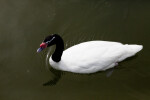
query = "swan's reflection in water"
(43, 67, 62, 86)
(43, 47, 62, 86)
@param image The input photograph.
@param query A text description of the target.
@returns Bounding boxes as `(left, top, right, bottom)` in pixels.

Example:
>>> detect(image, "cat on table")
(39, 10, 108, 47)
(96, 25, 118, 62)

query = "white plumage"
(49, 41, 143, 73)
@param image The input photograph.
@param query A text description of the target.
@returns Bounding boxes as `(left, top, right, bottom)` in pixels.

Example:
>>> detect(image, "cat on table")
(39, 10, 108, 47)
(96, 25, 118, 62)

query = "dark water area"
(0, 0, 150, 100)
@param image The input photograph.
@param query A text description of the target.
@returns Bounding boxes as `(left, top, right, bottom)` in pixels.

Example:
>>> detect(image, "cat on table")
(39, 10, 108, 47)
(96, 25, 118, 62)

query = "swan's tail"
(125, 44, 143, 55)
(118, 44, 143, 62)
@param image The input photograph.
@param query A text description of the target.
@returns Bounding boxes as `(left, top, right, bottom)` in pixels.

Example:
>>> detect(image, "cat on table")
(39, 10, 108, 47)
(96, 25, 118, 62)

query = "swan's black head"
(37, 34, 59, 52)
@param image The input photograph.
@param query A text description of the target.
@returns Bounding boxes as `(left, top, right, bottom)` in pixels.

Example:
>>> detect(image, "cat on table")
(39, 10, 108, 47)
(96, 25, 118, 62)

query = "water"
(0, 0, 150, 100)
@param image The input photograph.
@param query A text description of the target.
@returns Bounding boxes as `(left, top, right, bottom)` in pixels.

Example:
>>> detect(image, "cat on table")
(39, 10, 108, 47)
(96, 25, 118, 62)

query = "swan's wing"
(60, 41, 125, 73)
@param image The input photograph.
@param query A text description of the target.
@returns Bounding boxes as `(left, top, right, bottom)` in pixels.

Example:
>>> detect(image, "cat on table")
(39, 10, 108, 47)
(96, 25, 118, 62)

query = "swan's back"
(50, 41, 143, 73)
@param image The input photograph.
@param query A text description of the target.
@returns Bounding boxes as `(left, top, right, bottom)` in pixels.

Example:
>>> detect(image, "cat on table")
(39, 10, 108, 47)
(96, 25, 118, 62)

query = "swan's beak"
(37, 42, 48, 53)
(37, 47, 43, 53)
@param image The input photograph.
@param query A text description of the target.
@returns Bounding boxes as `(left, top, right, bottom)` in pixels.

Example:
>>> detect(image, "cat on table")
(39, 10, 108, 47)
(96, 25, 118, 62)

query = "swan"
(37, 34, 143, 74)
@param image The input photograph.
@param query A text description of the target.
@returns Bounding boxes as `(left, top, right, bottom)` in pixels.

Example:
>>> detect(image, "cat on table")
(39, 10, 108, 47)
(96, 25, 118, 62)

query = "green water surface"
(0, 0, 150, 100)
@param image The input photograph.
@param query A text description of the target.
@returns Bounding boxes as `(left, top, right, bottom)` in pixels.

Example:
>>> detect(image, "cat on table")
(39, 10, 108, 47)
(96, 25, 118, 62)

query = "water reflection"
(43, 68, 62, 86)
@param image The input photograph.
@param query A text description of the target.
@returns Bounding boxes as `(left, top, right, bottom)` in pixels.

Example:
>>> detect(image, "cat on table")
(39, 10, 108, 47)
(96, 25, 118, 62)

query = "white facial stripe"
(46, 37, 55, 44)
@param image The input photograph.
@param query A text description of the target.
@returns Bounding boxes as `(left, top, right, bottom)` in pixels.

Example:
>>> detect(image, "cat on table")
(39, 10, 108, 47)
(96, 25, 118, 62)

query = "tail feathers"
(118, 44, 143, 62)
(125, 44, 143, 54)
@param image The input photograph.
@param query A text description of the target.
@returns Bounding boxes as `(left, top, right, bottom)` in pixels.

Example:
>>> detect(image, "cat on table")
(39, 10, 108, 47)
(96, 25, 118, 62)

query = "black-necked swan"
(37, 34, 143, 74)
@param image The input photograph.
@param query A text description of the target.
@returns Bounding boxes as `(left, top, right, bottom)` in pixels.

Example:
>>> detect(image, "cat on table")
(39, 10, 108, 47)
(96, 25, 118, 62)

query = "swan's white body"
(49, 41, 143, 73)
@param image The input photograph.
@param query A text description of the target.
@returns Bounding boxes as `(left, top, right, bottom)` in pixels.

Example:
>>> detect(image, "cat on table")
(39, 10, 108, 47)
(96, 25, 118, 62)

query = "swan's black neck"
(51, 35, 64, 62)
